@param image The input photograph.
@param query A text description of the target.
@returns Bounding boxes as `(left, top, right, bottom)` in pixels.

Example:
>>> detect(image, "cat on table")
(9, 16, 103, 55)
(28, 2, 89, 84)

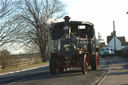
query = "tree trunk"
(40, 47, 47, 62)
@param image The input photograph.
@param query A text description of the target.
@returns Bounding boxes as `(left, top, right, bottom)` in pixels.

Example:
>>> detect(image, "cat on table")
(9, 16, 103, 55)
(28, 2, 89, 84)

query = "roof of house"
(118, 37, 126, 45)
(125, 42, 128, 46)
(107, 36, 113, 43)
(107, 36, 126, 46)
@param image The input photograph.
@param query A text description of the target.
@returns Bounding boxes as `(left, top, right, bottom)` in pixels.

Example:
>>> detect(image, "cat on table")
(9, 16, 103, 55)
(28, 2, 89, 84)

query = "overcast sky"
(60, 0, 128, 43)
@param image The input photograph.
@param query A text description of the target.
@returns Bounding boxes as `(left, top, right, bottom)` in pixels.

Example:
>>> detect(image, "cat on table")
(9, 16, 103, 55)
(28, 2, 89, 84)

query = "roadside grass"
(0, 61, 49, 74)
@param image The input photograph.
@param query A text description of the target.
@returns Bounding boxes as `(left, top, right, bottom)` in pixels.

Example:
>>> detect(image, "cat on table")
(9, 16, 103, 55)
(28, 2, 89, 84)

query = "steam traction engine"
(50, 16, 99, 75)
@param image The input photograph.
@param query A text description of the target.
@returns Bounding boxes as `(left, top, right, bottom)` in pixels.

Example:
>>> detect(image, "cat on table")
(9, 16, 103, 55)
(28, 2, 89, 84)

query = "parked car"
(110, 49, 114, 56)
(99, 47, 114, 57)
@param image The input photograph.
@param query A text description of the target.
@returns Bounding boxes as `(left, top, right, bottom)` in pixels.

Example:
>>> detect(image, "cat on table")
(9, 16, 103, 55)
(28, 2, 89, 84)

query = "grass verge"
(0, 61, 49, 74)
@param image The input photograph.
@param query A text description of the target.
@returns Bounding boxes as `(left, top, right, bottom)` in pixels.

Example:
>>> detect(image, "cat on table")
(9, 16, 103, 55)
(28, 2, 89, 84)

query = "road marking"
(96, 69, 111, 85)
(95, 57, 113, 85)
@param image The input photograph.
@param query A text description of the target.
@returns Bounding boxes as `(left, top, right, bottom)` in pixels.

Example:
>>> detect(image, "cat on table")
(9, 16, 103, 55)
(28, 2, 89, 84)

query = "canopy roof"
(54, 21, 94, 26)
(51, 21, 94, 40)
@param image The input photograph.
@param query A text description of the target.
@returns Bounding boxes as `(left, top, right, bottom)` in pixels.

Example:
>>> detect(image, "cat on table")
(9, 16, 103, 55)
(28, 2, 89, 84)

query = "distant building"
(107, 32, 128, 51)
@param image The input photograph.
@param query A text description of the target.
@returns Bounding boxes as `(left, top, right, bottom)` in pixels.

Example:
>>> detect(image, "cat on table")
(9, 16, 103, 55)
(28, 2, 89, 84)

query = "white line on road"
(96, 69, 111, 85)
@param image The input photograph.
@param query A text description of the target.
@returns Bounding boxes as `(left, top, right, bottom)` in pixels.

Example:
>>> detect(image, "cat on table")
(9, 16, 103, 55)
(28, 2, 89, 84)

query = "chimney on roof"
(111, 31, 116, 37)
(114, 31, 116, 36)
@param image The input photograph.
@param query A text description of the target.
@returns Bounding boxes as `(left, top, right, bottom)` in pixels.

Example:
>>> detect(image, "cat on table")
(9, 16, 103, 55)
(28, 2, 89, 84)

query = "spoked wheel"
(49, 58, 57, 75)
(81, 54, 88, 74)
(91, 52, 99, 70)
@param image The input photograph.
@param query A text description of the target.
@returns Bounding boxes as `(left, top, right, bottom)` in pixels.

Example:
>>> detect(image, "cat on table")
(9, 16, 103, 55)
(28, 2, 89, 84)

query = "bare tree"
(17, 0, 65, 62)
(0, 0, 23, 46)
(0, 0, 11, 19)
(98, 32, 105, 48)
(0, 18, 25, 46)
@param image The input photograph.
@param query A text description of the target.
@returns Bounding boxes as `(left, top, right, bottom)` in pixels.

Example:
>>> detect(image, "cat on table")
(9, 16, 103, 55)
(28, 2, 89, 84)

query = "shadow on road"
(0, 66, 106, 85)
(0, 56, 114, 85)
(0, 67, 85, 85)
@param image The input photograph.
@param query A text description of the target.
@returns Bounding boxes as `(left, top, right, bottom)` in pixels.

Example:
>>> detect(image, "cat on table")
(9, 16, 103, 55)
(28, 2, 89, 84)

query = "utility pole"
(113, 21, 116, 54)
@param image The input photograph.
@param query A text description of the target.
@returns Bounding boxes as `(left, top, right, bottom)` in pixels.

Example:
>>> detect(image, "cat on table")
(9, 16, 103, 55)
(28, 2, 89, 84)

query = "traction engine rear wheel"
(81, 54, 88, 74)
(49, 58, 57, 75)
(91, 52, 99, 70)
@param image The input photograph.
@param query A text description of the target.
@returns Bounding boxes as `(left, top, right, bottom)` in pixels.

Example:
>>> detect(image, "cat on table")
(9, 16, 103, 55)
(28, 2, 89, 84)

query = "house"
(107, 32, 127, 51)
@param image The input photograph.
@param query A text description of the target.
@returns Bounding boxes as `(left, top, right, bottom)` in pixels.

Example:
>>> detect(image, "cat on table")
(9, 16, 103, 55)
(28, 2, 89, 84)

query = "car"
(99, 47, 114, 57)
(110, 49, 114, 56)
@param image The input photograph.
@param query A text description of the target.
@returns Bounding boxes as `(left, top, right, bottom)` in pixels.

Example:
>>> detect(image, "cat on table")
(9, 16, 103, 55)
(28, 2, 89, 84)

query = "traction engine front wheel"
(91, 52, 99, 70)
(81, 54, 88, 74)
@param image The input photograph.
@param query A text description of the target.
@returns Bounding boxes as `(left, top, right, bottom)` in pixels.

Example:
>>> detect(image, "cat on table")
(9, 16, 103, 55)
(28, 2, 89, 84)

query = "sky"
(3, 0, 128, 54)
(60, 0, 128, 43)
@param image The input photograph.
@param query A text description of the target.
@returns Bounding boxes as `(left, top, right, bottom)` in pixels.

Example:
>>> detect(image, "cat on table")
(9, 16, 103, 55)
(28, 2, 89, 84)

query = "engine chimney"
(64, 16, 70, 22)
(63, 16, 71, 39)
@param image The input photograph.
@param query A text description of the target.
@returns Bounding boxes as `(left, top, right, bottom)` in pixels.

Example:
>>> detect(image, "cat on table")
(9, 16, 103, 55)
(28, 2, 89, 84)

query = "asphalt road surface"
(0, 56, 120, 85)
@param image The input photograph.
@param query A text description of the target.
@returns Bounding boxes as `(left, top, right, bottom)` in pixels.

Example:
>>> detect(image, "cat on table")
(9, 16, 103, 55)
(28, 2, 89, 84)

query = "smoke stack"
(64, 16, 70, 22)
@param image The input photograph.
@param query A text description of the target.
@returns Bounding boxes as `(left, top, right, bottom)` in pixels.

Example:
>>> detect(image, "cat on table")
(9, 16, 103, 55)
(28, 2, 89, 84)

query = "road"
(0, 56, 125, 85)
(100, 56, 128, 85)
